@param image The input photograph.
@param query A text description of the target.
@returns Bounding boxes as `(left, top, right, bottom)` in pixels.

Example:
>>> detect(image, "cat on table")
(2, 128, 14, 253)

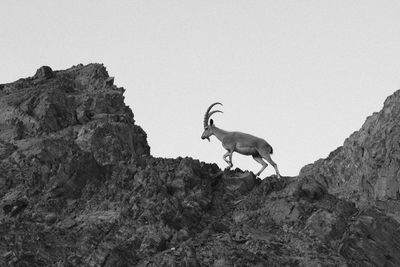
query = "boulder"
(34, 66, 54, 79)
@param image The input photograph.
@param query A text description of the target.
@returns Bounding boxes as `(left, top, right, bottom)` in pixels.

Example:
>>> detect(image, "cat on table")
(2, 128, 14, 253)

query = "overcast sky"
(1, 1, 400, 176)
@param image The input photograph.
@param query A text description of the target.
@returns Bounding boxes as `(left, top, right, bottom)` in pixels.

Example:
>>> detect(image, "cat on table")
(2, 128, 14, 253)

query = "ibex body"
(201, 102, 281, 178)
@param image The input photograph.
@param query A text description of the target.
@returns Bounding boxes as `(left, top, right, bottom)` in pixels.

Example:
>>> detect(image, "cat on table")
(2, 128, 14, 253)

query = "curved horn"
(208, 110, 223, 121)
(203, 102, 223, 128)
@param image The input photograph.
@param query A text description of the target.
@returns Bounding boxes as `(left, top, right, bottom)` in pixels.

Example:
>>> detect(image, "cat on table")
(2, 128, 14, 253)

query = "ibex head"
(201, 102, 223, 141)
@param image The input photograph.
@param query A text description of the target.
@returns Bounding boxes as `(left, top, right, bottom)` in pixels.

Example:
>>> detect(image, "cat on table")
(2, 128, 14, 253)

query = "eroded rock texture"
(1, 64, 400, 266)
(300, 90, 400, 203)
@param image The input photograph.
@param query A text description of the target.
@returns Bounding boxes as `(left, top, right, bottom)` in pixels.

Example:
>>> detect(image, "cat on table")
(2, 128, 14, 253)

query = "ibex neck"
(212, 127, 229, 142)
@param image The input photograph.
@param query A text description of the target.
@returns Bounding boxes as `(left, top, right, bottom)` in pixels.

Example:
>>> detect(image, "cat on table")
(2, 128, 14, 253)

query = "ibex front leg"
(223, 151, 233, 169)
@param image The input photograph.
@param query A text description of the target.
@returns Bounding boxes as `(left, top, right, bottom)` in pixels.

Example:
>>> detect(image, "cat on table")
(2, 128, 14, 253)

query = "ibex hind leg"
(252, 155, 267, 176)
(260, 151, 281, 178)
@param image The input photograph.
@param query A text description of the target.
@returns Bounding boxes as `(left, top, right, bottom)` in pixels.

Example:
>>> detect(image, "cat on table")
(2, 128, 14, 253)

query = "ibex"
(201, 102, 281, 178)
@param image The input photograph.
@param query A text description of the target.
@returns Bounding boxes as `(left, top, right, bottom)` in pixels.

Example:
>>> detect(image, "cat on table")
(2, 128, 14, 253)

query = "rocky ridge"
(300, 90, 400, 204)
(0, 64, 400, 266)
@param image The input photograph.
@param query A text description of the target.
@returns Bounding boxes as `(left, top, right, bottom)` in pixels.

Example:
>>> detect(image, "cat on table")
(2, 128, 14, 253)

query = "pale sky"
(1, 1, 400, 176)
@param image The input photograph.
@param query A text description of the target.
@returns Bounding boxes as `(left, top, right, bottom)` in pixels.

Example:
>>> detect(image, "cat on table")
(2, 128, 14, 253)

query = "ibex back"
(201, 102, 281, 178)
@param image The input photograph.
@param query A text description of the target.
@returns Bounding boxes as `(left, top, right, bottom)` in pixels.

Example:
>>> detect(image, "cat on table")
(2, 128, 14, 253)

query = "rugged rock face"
(300, 89, 400, 203)
(1, 64, 400, 266)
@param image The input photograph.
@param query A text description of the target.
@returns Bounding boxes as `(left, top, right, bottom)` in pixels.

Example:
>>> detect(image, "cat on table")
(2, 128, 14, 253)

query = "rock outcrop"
(300, 89, 400, 203)
(1, 64, 400, 266)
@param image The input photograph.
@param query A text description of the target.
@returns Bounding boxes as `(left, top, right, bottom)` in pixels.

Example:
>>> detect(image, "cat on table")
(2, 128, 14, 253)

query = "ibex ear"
(210, 119, 214, 126)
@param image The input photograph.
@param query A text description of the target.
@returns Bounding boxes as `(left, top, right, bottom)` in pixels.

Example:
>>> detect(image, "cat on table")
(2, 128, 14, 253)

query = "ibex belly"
(234, 146, 258, 156)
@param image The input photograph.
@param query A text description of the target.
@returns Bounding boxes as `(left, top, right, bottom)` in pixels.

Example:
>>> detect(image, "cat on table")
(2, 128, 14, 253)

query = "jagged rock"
(44, 213, 57, 225)
(1, 64, 400, 266)
(295, 176, 327, 201)
(340, 209, 400, 266)
(34, 66, 54, 79)
(304, 209, 346, 244)
(76, 121, 148, 166)
(1, 191, 28, 217)
(265, 198, 301, 224)
(0, 141, 16, 160)
(223, 171, 257, 194)
(105, 77, 114, 86)
(300, 89, 400, 202)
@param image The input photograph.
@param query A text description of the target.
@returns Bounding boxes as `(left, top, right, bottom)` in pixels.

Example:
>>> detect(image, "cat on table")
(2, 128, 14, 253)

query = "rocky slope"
(300, 90, 400, 204)
(1, 64, 400, 266)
